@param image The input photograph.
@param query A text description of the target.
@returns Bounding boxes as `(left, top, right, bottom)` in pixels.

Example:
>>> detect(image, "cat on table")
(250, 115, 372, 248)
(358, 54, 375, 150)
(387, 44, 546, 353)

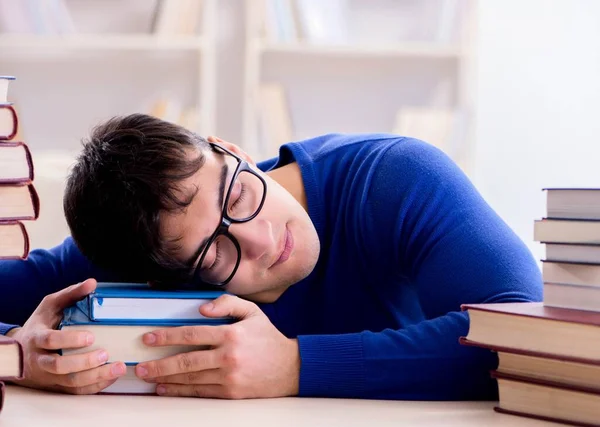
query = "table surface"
(0, 385, 556, 427)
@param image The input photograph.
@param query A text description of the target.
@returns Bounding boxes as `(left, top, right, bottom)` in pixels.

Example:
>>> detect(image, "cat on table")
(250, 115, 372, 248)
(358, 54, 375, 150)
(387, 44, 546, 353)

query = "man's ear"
(207, 135, 255, 165)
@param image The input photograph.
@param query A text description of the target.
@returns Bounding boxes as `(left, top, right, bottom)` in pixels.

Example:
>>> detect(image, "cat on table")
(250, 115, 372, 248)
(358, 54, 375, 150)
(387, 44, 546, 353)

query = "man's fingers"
(199, 294, 259, 320)
(147, 368, 221, 385)
(136, 349, 219, 379)
(61, 378, 120, 395)
(38, 349, 109, 374)
(34, 329, 94, 351)
(155, 384, 228, 399)
(143, 325, 225, 347)
(42, 279, 97, 314)
(54, 362, 127, 389)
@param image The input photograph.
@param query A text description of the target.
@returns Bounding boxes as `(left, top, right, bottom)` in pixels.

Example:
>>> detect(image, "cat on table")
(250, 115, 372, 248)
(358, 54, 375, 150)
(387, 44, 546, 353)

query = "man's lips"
(272, 225, 293, 267)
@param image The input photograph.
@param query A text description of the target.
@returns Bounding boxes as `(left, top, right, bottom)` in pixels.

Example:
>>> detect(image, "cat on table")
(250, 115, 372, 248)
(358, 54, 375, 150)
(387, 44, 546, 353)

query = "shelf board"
(0, 34, 206, 51)
(257, 41, 464, 59)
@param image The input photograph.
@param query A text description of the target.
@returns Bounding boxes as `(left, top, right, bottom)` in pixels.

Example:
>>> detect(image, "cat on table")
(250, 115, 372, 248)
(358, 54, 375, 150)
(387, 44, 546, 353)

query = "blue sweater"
(0, 134, 542, 400)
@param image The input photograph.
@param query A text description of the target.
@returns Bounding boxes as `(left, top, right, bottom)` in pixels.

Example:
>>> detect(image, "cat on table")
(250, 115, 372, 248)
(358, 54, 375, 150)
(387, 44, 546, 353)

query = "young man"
(0, 114, 542, 399)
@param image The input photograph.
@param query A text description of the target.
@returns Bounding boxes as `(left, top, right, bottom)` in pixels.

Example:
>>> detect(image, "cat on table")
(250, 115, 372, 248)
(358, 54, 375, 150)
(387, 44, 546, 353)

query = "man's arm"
(296, 139, 542, 399)
(0, 236, 112, 328)
(129, 139, 542, 400)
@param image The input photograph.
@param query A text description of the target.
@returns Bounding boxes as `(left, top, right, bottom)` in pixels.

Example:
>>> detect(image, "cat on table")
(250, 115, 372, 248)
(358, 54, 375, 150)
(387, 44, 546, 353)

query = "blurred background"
(0, 0, 598, 264)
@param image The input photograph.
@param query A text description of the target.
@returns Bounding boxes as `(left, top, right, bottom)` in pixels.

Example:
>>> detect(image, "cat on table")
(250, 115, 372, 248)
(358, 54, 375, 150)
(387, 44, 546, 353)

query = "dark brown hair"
(64, 113, 208, 285)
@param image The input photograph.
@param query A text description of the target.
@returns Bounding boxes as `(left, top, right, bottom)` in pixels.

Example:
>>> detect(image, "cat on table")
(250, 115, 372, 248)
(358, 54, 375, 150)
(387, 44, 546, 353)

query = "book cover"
(75, 282, 230, 322)
(0, 381, 4, 414)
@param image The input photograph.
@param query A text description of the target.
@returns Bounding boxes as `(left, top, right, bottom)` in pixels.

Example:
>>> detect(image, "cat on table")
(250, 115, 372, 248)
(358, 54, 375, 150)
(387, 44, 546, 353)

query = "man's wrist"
(5, 327, 21, 338)
(286, 338, 301, 396)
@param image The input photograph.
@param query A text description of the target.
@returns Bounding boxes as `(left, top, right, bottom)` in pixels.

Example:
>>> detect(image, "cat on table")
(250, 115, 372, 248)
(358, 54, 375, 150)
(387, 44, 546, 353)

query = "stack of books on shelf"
(460, 188, 600, 427)
(60, 282, 233, 394)
(0, 75, 29, 415)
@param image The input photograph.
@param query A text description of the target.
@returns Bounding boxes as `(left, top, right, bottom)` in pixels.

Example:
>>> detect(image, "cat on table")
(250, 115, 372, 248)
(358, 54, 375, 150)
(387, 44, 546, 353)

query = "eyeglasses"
(191, 143, 267, 287)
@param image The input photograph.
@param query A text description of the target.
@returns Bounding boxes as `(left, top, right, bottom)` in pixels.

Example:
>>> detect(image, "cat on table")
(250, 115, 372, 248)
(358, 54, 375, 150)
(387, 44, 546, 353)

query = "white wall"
(473, 0, 600, 261)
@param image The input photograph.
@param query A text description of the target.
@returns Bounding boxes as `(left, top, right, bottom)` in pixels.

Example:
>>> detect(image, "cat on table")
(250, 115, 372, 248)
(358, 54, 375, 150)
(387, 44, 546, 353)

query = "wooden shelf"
(0, 34, 206, 51)
(257, 41, 464, 59)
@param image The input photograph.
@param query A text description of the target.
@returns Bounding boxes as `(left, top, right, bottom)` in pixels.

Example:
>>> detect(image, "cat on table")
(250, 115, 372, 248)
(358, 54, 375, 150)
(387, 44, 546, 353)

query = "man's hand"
(135, 294, 300, 399)
(11, 279, 127, 394)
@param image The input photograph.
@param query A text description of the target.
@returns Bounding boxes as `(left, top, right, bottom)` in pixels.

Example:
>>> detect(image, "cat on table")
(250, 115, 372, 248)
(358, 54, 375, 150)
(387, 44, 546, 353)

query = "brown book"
(0, 184, 39, 221)
(0, 142, 34, 184)
(491, 371, 600, 427)
(0, 221, 29, 260)
(0, 104, 18, 141)
(460, 302, 600, 361)
(0, 335, 23, 380)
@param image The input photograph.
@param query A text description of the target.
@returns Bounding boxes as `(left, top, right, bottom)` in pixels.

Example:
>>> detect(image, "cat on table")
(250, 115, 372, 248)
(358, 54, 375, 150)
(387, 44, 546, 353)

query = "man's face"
(160, 141, 320, 303)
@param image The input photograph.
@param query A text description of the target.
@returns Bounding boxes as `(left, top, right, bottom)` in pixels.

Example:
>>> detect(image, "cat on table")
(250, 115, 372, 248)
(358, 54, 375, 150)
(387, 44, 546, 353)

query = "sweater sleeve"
(297, 138, 543, 400)
(0, 237, 114, 327)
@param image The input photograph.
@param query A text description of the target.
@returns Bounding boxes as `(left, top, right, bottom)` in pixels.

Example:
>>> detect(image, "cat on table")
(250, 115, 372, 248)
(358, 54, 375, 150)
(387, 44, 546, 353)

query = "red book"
(0, 221, 30, 260)
(0, 183, 40, 221)
(0, 334, 23, 416)
(492, 371, 600, 427)
(0, 381, 4, 415)
(0, 104, 17, 141)
(460, 302, 600, 361)
(0, 142, 34, 184)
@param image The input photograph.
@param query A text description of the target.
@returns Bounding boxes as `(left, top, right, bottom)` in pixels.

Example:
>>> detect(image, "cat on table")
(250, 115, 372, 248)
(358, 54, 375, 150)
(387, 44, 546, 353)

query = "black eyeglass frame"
(191, 143, 267, 287)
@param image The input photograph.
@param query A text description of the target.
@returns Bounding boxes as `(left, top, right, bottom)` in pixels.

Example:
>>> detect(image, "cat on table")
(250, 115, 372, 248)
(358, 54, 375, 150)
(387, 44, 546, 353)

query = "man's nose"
(229, 219, 273, 262)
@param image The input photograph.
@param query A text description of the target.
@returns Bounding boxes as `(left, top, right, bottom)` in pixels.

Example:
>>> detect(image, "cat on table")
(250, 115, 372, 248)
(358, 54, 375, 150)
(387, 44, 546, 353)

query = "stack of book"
(60, 282, 233, 394)
(460, 188, 600, 427)
(0, 76, 39, 261)
(1, 75, 31, 413)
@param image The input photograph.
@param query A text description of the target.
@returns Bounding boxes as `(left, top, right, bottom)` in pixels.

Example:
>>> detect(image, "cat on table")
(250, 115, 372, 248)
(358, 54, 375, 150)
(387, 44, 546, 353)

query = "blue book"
(75, 282, 229, 323)
(59, 304, 233, 394)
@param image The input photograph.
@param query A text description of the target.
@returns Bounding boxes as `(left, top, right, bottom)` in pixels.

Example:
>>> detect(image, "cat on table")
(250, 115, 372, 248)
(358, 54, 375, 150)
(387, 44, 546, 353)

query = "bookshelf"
(0, 0, 217, 250)
(242, 0, 478, 175)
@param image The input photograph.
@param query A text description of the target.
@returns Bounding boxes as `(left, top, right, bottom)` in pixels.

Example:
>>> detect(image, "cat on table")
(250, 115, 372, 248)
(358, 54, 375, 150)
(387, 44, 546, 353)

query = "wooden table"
(0, 385, 555, 427)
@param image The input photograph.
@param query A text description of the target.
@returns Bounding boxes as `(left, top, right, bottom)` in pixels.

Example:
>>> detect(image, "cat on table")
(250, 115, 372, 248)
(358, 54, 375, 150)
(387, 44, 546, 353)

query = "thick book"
(0, 104, 17, 141)
(545, 188, 600, 221)
(492, 371, 600, 427)
(0, 142, 34, 183)
(543, 261, 600, 287)
(0, 221, 29, 260)
(546, 243, 600, 264)
(59, 305, 232, 364)
(0, 184, 40, 221)
(496, 348, 600, 393)
(75, 282, 229, 322)
(534, 219, 600, 245)
(460, 302, 600, 361)
(0, 335, 23, 380)
(544, 282, 600, 312)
